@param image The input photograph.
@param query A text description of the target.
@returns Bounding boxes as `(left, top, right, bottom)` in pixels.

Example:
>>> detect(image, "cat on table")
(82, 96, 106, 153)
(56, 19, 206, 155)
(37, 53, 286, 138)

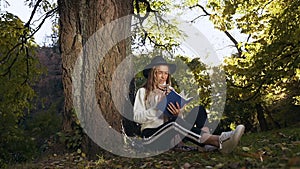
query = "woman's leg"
(141, 118, 204, 147)
(200, 133, 219, 147)
(179, 106, 219, 148)
(184, 105, 208, 130)
(141, 111, 245, 153)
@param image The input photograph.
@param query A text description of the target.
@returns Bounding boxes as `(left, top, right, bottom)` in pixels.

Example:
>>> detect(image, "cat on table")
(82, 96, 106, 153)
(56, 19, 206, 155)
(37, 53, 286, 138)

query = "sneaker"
(219, 125, 245, 153)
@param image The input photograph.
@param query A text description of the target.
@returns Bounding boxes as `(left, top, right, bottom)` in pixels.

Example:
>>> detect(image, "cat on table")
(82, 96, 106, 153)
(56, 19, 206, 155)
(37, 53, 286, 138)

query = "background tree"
(0, 12, 42, 164)
(203, 0, 300, 131)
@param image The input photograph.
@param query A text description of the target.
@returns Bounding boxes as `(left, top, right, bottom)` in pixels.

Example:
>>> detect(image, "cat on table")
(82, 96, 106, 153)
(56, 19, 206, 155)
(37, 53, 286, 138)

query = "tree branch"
(24, 0, 43, 28)
(190, 4, 243, 57)
(1, 0, 57, 84)
(134, 0, 156, 24)
(0, 42, 22, 63)
(133, 0, 178, 52)
(224, 31, 243, 57)
(242, 78, 266, 102)
(189, 4, 211, 16)
(28, 7, 58, 39)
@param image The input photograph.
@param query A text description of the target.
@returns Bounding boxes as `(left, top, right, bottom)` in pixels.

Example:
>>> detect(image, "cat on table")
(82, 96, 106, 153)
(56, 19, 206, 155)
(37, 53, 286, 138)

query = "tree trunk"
(122, 78, 141, 137)
(256, 103, 268, 131)
(265, 106, 281, 129)
(58, 0, 133, 156)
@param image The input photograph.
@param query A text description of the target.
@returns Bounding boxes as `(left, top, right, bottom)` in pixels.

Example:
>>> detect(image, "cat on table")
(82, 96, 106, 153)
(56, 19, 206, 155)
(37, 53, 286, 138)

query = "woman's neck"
(156, 84, 169, 92)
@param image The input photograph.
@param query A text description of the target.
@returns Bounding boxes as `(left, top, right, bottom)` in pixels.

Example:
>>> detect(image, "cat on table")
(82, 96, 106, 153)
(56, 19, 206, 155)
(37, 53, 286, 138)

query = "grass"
(8, 125, 300, 169)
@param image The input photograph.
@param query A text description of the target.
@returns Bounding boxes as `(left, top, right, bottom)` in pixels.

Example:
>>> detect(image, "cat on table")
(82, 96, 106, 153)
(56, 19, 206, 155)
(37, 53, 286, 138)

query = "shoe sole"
(220, 125, 245, 153)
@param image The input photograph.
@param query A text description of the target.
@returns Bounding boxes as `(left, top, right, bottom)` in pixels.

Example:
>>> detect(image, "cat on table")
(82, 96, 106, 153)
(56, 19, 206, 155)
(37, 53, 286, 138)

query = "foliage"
(206, 0, 300, 131)
(56, 111, 84, 151)
(56, 124, 83, 152)
(25, 0, 56, 12)
(132, 0, 195, 55)
(25, 100, 62, 152)
(0, 12, 43, 165)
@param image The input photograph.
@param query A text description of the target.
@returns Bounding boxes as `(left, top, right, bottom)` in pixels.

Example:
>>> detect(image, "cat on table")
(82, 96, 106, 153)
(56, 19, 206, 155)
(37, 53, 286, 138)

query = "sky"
(2, 0, 245, 62)
(3, 0, 54, 46)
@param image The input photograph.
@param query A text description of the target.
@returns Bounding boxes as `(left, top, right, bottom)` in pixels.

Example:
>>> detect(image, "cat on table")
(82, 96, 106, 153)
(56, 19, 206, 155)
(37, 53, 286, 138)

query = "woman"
(133, 56, 245, 153)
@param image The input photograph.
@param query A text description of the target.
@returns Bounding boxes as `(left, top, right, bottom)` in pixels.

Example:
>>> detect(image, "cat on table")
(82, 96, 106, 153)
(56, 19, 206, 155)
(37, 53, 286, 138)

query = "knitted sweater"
(133, 87, 165, 131)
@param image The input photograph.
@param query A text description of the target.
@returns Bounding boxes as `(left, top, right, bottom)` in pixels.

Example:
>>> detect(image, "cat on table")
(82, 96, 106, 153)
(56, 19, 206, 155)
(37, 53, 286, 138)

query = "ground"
(8, 125, 300, 169)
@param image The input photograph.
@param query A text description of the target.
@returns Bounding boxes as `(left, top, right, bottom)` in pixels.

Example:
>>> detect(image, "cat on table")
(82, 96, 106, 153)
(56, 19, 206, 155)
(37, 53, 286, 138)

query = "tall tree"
(205, 0, 300, 131)
(58, 0, 133, 155)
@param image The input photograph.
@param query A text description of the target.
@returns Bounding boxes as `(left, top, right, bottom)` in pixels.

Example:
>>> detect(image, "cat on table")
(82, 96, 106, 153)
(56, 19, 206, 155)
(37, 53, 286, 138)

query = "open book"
(156, 90, 193, 117)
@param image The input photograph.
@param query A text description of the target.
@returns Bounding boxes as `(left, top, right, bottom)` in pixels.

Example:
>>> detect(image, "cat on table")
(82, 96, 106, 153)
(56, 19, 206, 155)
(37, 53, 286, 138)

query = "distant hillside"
(34, 47, 63, 114)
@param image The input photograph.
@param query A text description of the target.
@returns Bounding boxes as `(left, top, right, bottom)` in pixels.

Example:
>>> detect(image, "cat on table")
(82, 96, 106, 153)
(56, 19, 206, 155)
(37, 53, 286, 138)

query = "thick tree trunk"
(58, 0, 133, 156)
(256, 103, 268, 131)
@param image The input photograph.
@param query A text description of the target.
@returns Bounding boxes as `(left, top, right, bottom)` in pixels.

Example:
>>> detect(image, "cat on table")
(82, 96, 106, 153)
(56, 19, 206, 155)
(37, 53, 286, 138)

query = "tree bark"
(58, 0, 133, 156)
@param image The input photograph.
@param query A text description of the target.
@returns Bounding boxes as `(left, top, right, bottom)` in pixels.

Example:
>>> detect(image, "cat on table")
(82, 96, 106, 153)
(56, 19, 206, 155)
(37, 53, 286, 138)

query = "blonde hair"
(143, 66, 172, 101)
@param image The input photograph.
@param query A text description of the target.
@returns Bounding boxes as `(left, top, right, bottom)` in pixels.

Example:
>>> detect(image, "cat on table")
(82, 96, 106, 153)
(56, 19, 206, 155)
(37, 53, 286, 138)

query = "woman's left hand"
(167, 102, 181, 116)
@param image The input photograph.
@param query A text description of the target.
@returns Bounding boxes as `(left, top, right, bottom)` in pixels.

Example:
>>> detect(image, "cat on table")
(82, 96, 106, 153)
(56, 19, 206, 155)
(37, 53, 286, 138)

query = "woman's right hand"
(167, 102, 181, 116)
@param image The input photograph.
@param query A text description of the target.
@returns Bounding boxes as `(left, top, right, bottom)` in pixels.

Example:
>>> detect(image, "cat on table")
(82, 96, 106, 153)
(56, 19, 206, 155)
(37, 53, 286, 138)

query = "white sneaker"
(219, 125, 245, 153)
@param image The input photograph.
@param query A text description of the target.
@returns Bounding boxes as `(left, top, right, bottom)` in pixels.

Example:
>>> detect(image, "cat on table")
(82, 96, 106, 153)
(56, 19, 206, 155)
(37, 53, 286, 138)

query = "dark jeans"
(141, 106, 208, 147)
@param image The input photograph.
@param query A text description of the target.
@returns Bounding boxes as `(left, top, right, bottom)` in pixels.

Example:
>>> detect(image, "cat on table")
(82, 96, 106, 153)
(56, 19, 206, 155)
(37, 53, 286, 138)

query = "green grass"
(8, 126, 300, 169)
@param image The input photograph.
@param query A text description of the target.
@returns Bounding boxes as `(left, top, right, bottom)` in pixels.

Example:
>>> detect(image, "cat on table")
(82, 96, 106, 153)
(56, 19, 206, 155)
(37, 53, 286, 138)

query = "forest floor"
(9, 124, 300, 169)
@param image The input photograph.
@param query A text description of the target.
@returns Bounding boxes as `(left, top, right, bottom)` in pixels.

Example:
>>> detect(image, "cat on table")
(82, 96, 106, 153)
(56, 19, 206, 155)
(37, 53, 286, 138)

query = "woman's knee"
(198, 105, 207, 115)
(191, 105, 207, 117)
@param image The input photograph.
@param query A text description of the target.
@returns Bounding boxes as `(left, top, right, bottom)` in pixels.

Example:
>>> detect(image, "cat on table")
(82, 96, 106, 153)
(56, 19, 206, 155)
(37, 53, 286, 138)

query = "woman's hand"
(167, 102, 182, 116)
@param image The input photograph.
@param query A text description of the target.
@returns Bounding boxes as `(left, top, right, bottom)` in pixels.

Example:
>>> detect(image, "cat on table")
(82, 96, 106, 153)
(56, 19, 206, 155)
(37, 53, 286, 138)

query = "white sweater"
(133, 88, 164, 131)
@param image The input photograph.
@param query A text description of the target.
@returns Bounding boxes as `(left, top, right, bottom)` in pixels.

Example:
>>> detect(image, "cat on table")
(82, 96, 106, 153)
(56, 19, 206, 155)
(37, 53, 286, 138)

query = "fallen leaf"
(277, 132, 287, 138)
(292, 141, 300, 145)
(288, 157, 300, 167)
(242, 147, 251, 152)
(215, 163, 224, 168)
(182, 162, 191, 169)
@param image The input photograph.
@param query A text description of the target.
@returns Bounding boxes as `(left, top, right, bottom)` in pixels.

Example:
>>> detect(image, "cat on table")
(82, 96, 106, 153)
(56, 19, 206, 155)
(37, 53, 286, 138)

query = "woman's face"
(155, 65, 169, 85)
